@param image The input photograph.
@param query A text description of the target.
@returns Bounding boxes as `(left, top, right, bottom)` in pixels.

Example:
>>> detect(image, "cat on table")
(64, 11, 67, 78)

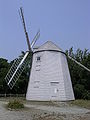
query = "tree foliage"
(66, 48, 90, 99)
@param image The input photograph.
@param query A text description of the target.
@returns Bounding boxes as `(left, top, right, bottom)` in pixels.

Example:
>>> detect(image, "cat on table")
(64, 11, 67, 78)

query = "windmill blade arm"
(25, 32, 31, 51)
(31, 30, 40, 48)
(19, 7, 31, 51)
(68, 55, 90, 73)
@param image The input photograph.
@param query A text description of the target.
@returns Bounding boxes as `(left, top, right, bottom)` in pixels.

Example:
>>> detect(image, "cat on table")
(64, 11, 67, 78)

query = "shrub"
(74, 84, 90, 100)
(82, 91, 90, 100)
(74, 84, 85, 99)
(7, 99, 24, 109)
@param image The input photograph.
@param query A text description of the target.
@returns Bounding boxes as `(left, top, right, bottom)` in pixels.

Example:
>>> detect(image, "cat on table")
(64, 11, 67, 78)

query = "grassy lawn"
(70, 99, 90, 109)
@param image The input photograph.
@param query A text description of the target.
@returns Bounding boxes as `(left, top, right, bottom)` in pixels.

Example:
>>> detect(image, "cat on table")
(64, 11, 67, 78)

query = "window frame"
(36, 56, 41, 62)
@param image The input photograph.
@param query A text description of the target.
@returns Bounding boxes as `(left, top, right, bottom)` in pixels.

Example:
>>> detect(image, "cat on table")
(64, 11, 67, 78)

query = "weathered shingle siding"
(26, 50, 75, 101)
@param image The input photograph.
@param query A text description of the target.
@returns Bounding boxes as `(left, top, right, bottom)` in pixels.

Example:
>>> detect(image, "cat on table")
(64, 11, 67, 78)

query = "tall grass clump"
(7, 99, 24, 109)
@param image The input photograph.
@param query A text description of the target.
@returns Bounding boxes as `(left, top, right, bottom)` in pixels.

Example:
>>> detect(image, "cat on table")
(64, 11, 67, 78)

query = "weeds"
(7, 99, 24, 110)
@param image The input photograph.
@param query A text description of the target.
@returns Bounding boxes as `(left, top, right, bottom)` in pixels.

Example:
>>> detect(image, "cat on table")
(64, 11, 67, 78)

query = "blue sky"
(0, 0, 90, 61)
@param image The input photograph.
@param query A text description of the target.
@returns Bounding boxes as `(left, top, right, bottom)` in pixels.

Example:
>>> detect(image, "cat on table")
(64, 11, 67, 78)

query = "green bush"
(74, 84, 90, 100)
(74, 84, 85, 99)
(82, 91, 90, 100)
(7, 99, 24, 109)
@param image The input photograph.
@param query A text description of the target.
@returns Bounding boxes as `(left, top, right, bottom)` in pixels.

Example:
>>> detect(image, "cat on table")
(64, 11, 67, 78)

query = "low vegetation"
(70, 99, 90, 109)
(7, 99, 24, 110)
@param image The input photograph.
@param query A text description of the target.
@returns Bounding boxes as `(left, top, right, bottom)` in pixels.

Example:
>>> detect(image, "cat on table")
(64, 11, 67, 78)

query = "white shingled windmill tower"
(5, 8, 90, 101)
(26, 41, 90, 101)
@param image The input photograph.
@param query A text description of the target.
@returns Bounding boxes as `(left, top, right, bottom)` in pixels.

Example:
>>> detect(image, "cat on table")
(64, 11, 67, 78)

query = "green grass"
(7, 99, 24, 110)
(0, 97, 25, 102)
(0, 97, 90, 109)
(70, 99, 90, 109)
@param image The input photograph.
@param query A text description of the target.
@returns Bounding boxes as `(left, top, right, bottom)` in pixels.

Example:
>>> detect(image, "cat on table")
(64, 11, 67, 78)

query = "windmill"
(26, 41, 90, 101)
(5, 8, 90, 101)
(25, 41, 90, 101)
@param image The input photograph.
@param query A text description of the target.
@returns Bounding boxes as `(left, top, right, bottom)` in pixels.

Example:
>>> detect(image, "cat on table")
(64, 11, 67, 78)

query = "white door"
(50, 82, 59, 100)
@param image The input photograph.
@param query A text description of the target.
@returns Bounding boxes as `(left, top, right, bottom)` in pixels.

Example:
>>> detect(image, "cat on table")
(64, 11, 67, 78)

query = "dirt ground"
(0, 99, 90, 120)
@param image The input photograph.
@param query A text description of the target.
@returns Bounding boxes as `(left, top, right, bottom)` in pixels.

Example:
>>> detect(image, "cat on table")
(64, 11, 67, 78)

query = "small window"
(51, 96, 57, 97)
(36, 69, 40, 71)
(36, 65, 40, 67)
(34, 86, 39, 88)
(50, 82, 59, 86)
(36, 65, 40, 70)
(37, 56, 41, 61)
(34, 81, 40, 83)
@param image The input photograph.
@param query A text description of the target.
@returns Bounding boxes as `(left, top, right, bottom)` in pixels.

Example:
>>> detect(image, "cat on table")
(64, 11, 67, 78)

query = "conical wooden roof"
(33, 41, 62, 53)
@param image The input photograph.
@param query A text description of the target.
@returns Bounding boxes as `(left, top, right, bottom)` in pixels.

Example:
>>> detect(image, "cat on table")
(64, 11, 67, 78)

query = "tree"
(66, 48, 90, 99)
(0, 58, 10, 93)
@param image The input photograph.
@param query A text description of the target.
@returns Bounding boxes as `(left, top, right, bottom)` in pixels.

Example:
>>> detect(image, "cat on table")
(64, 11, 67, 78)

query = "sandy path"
(0, 101, 90, 120)
(0, 101, 42, 120)
(25, 103, 90, 114)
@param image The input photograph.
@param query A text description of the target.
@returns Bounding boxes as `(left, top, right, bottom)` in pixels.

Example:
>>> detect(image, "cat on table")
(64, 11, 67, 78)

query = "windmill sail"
(5, 29, 40, 89)
(68, 55, 90, 73)
(5, 57, 23, 83)
(31, 29, 40, 48)
(19, 7, 40, 50)
(5, 7, 40, 89)
(5, 51, 32, 89)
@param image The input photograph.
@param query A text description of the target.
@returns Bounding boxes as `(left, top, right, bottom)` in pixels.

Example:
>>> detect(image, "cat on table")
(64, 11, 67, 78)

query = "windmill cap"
(33, 41, 64, 53)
